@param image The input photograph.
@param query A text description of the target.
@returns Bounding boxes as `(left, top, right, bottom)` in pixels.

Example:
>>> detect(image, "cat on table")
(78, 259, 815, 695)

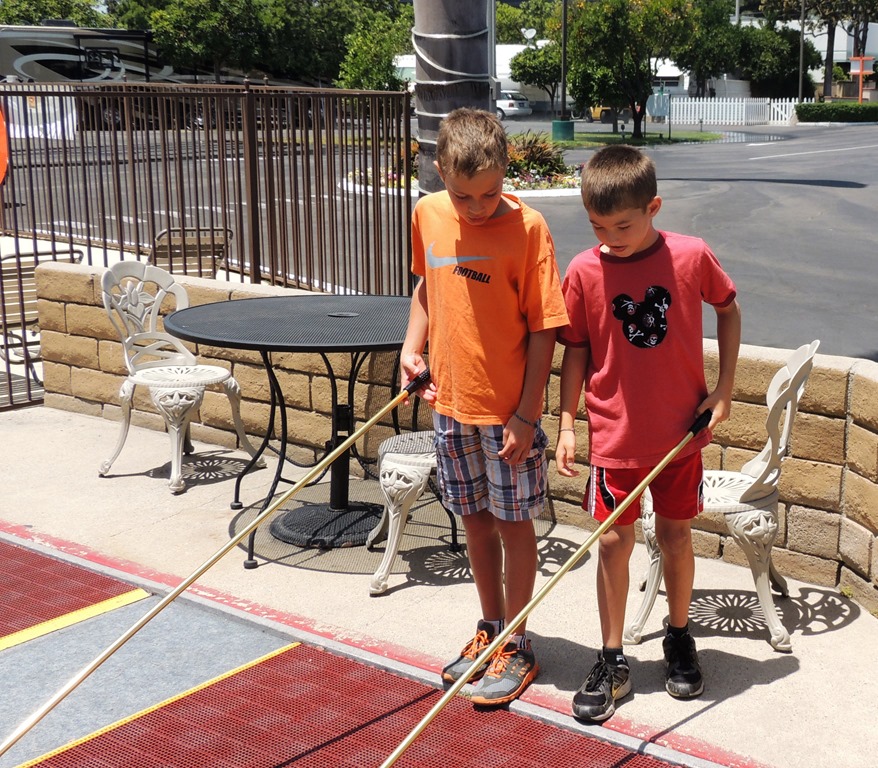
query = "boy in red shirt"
(401, 108, 568, 705)
(556, 145, 741, 721)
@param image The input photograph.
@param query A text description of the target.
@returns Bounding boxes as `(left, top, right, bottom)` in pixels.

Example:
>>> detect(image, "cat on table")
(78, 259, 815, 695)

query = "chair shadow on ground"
(229, 484, 590, 594)
(635, 584, 861, 647)
(137, 451, 260, 487)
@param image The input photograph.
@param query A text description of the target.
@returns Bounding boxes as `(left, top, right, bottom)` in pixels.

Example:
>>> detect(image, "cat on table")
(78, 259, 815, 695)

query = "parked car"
(583, 104, 632, 123)
(495, 91, 532, 119)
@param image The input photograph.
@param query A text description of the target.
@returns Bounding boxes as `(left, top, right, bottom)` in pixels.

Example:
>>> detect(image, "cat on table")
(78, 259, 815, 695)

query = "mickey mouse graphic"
(612, 286, 671, 348)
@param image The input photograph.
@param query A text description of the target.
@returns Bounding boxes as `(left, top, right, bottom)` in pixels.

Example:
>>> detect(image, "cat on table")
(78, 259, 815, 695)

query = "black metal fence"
(1, 82, 414, 409)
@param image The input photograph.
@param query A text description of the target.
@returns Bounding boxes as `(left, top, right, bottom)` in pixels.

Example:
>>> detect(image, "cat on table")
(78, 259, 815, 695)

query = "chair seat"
(704, 471, 778, 513)
(130, 365, 231, 389)
(379, 430, 436, 464)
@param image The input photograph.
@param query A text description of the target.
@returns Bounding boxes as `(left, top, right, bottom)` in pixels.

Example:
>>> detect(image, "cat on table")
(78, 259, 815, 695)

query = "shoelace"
(584, 660, 611, 692)
(462, 630, 490, 660)
(486, 644, 519, 678)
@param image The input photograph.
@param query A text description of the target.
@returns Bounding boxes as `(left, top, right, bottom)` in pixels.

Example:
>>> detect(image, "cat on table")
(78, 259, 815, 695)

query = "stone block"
(768, 547, 839, 587)
(44, 391, 101, 417)
(843, 471, 878, 534)
(839, 517, 872, 578)
(693, 506, 729, 535)
(850, 359, 878, 431)
(848, 423, 878, 482)
(37, 299, 66, 332)
(786, 506, 840, 559)
(232, 363, 272, 403)
(35, 262, 96, 304)
(713, 401, 767, 451)
(239, 399, 272, 439)
(839, 567, 878, 617)
(42, 331, 99, 370)
(872, 538, 878, 586)
(548, 465, 585, 507)
(692, 529, 721, 559)
(189, 421, 237, 450)
(42, 362, 72, 396)
(71, 367, 125, 406)
(777, 459, 842, 509)
(790, 412, 845, 464)
(97, 339, 127, 376)
(800, 355, 851, 418)
(67, 303, 115, 342)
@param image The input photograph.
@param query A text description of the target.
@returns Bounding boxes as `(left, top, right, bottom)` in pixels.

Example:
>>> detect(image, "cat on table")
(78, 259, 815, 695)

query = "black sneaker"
(442, 620, 497, 684)
(470, 639, 539, 706)
(663, 631, 704, 698)
(572, 654, 631, 722)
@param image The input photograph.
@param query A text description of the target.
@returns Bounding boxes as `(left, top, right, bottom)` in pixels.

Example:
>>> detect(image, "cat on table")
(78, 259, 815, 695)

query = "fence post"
(242, 79, 262, 284)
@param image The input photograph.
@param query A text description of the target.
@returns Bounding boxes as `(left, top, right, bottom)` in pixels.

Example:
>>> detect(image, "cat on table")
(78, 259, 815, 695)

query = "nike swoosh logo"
(426, 243, 492, 269)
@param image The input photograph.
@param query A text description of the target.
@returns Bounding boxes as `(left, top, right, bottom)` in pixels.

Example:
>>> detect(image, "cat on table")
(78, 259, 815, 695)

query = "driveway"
(512, 120, 878, 361)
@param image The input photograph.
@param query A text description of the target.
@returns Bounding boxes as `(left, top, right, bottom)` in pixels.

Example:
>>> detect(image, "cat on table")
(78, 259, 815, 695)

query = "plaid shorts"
(586, 451, 704, 526)
(432, 412, 548, 522)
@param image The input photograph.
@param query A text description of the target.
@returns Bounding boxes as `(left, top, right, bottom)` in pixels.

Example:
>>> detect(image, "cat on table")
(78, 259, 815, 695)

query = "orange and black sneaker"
(441, 620, 496, 684)
(469, 639, 539, 706)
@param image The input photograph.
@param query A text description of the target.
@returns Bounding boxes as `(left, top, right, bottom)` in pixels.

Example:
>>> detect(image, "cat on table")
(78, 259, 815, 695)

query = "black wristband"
(514, 412, 537, 428)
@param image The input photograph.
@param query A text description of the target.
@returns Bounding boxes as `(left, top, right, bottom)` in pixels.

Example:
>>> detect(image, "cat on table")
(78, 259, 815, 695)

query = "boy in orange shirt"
(401, 108, 568, 705)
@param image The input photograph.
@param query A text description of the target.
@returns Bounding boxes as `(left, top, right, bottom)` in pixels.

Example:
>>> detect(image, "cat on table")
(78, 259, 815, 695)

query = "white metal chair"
(99, 261, 262, 493)
(624, 340, 820, 652)
(366, 396, 460, 596)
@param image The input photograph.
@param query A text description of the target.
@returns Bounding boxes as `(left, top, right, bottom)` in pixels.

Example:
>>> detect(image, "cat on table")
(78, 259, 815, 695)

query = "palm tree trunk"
(413, 0, 490, 194)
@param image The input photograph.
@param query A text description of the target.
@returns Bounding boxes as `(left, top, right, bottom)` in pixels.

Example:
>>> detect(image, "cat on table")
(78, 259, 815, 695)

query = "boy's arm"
(701, 298, 742, 429)
(499, 327, 557, 465)
(555, 345, 588, 477)
(401, 277, 437, 402)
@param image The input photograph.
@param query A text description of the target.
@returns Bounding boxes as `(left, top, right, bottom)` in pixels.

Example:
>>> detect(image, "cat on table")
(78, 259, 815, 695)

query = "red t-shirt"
(412, 191, 568, 424)
(558, 231, 736, 467)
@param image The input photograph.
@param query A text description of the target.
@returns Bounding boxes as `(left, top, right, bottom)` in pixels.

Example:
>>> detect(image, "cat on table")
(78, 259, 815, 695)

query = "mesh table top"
(164, 294, 410, 352)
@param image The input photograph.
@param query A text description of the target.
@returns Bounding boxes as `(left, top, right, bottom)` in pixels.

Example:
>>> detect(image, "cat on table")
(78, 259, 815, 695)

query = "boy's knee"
(655, 524, 692, 558)
(599, 526, 635, 559)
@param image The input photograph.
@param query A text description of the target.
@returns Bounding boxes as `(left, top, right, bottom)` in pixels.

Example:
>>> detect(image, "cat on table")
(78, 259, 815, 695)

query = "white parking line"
(750, 143, 878, 160)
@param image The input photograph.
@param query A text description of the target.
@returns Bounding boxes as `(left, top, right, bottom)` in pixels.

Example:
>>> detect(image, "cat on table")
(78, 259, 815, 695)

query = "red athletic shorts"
(584, 451, 704, 526)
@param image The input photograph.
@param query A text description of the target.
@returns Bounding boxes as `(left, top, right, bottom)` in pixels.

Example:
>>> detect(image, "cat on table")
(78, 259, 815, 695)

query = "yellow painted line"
(0, 589, 150, 652)
(16, 643, 302, 767)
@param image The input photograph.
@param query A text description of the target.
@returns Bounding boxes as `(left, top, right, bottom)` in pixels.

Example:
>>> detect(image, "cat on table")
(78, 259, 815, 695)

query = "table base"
(269, 502, 383, 549)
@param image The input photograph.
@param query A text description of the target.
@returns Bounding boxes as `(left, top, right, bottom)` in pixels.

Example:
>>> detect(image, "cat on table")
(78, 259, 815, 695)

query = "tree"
(336, 4, 414, 89)
(509, 42, 563, 110)
(568, 0, 692, 139)
(738, 23, 822, 97)
(149, 0, 265, 81)
(495, 0, 561, 44)
(671, 0, 741, 96)
(0, 0, 110, 26)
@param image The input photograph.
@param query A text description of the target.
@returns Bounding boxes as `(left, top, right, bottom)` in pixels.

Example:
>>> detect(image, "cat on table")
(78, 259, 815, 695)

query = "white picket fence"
(656, 97, 812, 126)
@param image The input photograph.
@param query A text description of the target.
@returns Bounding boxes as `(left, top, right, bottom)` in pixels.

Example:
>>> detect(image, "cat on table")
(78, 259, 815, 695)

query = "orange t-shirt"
(412, 191, 568, 425)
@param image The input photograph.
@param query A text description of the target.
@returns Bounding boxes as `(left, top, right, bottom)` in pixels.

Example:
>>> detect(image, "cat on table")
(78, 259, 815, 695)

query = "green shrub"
(506, 131, 568, 177)
(796, 101, 878, 122)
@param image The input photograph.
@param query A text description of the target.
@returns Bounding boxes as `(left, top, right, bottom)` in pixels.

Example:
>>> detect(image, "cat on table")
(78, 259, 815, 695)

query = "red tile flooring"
(3, 538, 679, 768)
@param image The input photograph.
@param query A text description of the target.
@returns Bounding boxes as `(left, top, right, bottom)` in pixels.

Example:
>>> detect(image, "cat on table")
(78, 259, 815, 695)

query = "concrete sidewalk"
(2, 405, 876, 768)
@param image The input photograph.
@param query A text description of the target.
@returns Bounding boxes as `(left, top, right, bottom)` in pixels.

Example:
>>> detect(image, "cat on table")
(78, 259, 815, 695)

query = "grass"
(551, 128, 724, 147)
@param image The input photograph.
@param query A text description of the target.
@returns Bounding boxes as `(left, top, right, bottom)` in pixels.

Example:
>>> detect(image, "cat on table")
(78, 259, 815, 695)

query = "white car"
(496, 91, 532, 119)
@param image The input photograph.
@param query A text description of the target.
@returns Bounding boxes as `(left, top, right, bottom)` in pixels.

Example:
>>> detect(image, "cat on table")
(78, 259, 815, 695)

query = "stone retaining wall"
(36, 262, 878, 614)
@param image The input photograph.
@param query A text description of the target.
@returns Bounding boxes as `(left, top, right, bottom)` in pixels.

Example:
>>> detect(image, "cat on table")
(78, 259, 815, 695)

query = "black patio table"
(164, 294, 411, 567)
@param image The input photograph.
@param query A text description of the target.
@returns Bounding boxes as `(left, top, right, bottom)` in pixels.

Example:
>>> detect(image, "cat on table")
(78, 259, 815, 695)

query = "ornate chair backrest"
(738, 340, 820, 503)
(102, 261, 197, 376)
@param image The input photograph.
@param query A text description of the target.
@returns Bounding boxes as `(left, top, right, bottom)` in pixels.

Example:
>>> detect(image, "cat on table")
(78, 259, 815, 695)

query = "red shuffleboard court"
(0, 539, 148, 651)
(20, 643, 680, 768)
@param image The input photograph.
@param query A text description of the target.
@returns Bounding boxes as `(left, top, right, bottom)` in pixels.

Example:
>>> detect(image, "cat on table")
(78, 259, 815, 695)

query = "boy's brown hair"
(436, 107, 508, 178)
(581, 144, 657, 215)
